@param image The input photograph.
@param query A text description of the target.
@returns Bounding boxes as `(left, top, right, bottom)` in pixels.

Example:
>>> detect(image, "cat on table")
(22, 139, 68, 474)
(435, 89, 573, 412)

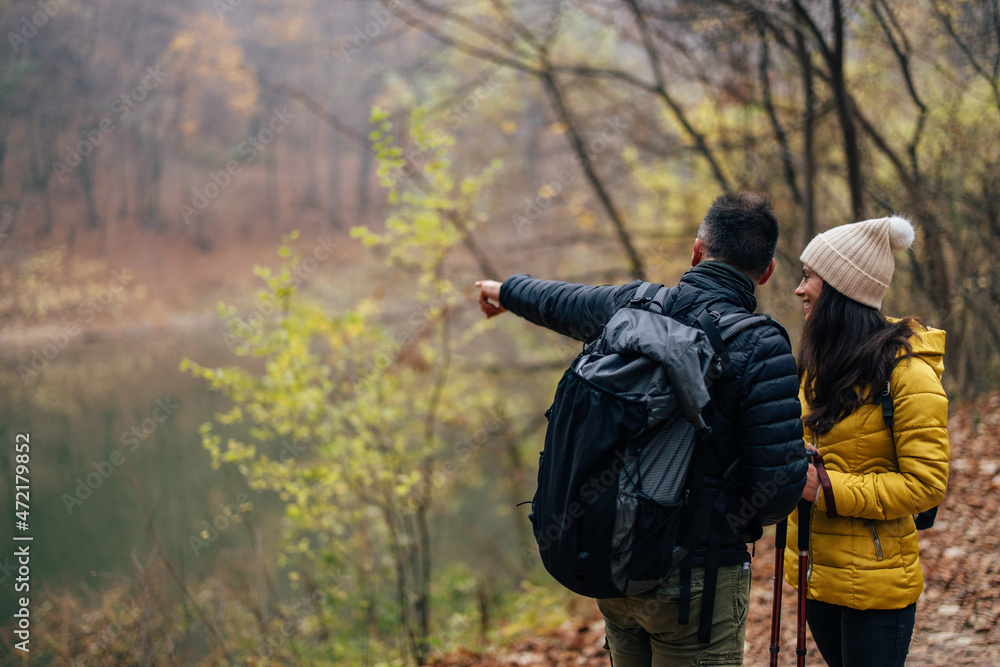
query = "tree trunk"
(356, 76, 377, 224)
(303, 91, 320, 210)
(828, 0, 864, 220)
(27, 117, 53, 237)
(265, 133, 278, 227)
(414, 502, 431, 664)
(0, 116, 8, 190)
(327, 118, 342, 230)
(79, 151, 101, 229)
(795, 30, 817, 245)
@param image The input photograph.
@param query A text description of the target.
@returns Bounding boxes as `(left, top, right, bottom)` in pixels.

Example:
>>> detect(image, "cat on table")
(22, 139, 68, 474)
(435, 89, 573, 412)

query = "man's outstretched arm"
(475, 274, 637, 342)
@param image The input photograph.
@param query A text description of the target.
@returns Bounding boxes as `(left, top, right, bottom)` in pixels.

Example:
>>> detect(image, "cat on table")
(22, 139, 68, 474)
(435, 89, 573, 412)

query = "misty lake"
(0, 320, 529, 627)
(0, 325, 292, 624)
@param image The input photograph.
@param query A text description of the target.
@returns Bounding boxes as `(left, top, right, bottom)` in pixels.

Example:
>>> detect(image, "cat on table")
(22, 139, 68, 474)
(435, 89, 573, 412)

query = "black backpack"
(528, 281, 781, 643)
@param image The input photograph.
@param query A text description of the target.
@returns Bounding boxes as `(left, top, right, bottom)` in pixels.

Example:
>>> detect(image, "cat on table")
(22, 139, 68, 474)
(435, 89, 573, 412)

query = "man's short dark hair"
(697, 191, 779, 281)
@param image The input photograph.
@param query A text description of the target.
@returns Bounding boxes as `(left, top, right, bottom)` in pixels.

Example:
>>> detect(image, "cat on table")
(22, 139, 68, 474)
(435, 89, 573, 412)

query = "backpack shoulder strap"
(581, 282, 667, 349)
(872, 356, 938, 529)
(874, 357, 904, 428)
(693, 307, 788, 379)
(628, 281, 668, 314)
(717, 311, 791, 346)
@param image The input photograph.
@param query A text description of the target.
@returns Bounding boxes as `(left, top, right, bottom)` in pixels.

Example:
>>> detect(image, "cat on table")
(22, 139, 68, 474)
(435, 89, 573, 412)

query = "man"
(475, 191, 808, 666)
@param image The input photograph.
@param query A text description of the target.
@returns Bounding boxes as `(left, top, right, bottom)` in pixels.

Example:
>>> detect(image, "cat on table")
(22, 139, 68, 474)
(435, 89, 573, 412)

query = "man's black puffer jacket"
(500, 263, 808, 562)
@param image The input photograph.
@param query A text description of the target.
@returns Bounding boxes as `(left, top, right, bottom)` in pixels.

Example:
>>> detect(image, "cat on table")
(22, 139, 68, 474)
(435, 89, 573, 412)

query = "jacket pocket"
(865, 519, 884, 561)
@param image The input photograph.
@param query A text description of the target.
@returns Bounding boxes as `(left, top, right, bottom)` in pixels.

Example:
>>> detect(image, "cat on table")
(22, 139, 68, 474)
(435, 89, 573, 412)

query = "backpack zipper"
(866, 519, 884, 560)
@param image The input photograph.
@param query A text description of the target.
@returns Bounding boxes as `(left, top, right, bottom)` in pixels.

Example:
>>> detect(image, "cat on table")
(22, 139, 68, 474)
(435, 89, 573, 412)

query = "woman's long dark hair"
(798, 283, 922, 433)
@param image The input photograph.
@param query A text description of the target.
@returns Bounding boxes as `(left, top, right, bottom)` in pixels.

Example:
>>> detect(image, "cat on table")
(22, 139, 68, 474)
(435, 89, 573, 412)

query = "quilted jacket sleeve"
(498, 274, 637, 342)
(819, 357, 950, 521)
(733, 326, 809, 527)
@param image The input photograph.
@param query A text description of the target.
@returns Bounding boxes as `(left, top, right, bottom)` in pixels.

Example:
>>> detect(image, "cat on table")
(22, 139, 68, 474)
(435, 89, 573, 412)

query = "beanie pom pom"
(887, 216, 915, 251)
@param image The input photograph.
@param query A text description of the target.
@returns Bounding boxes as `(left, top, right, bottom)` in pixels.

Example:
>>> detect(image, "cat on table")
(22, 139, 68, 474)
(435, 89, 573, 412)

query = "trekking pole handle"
(806, 445, 838, 519)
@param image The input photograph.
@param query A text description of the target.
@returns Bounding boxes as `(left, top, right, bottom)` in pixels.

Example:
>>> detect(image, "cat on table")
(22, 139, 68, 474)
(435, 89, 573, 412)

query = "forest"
(1, 0, 999, 665)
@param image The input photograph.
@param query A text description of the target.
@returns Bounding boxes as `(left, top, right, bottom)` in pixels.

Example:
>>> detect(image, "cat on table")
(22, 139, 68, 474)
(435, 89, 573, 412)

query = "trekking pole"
(769, 519, 788, 667)
(796, 498, 812, 667)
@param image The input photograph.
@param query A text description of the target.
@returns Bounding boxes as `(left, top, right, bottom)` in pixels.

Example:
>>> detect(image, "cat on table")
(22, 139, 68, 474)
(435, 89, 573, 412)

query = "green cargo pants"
(597, 563, 750, 666)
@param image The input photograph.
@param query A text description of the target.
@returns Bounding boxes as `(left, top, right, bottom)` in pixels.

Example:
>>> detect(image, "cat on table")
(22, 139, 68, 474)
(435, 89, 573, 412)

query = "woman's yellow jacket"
(784, 325, 949, 610)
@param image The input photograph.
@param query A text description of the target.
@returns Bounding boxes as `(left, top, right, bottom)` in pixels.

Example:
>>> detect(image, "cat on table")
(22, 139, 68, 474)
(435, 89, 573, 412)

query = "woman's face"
(795, 265, 824, 321)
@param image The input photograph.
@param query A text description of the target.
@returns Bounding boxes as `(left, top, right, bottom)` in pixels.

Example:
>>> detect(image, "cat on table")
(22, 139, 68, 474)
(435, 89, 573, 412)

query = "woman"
(785, 215, 949, 667)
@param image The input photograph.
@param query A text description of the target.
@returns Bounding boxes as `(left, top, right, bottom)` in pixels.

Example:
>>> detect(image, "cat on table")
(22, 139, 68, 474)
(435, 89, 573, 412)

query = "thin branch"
(872, 0, 927, 177)
(222, 466, 283, 629)
(540, 65, 645, 278)
(931, 0, 1000, 113)
(644, 8, 717, 23)
(407, 0, 537, 61)
(623, 0, 665, 89)
(259, 74, 501, 278)
(757, 13, 802, 205)
(623, 0, 731, 190)
(400, 0, 736, 272)
(549, 63, 659, 92)
(128, 469, 235, 665)
(993, 0, 1000, 79)
(421, 68, 504, 116)
(332, 24, 413, 54)
(795, 29, 817, 244)
(487, 0, 543, 52)
(789, 0, 833, 60)
(394, 2, 541, 76)
(396, 1, 646, 277)
(850, 95, 953, 321)
(850, 99, 915, 192)
(409, 304, 453, 664)
(261, 75, 371, 150)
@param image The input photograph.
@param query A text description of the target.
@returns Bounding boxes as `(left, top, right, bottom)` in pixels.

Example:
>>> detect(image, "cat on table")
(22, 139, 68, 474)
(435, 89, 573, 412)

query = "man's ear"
(691, 238, 705, 267)
(758, 258, 776, 286)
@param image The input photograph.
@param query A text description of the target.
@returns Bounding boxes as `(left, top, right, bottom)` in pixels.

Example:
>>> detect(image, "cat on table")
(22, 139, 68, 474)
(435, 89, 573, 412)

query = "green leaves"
(353, 106, 501, 272)
(184, 112, 510, 660)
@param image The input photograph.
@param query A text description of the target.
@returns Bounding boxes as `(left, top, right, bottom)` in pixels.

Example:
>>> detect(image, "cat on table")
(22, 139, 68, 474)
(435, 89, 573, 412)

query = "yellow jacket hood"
(908, 323, 946, 379)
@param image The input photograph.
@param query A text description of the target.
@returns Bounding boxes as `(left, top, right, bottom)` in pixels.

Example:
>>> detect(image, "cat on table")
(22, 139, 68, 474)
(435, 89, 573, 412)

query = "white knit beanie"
(799, 216, 915, 309)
